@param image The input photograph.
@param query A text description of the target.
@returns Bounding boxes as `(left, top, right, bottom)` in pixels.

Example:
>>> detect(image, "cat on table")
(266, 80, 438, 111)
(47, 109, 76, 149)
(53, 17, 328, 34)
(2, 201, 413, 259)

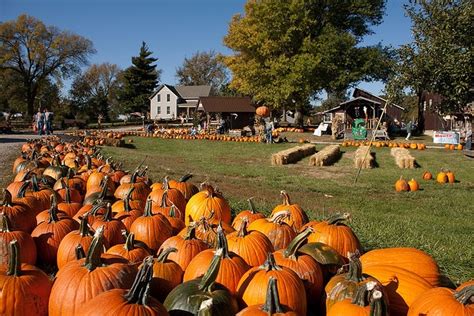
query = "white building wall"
(150, 86, 178, 120)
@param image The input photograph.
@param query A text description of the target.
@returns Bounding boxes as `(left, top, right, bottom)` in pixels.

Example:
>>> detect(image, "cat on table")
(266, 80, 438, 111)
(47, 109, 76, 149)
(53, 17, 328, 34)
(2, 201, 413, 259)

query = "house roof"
(318, 97, 381, 114)
(178, 100, 198, 108)
(353, 88, 405, 111)
(149, 84, 211, 100)
(175, 85, 211, 99)
(197, 96, 255, 113)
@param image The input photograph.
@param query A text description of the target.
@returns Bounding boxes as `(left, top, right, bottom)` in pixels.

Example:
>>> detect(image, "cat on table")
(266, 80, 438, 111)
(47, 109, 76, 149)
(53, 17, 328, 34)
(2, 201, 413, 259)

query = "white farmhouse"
(149, 84, 211, 121)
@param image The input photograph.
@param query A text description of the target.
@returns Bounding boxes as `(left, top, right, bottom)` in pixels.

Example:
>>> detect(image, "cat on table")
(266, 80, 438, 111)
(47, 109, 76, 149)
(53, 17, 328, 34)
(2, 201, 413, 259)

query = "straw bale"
(354, 146, 374, 169)
(309, 145, 341, 166)
(391, 147, 416, 168)
(271, 144, 316, 165)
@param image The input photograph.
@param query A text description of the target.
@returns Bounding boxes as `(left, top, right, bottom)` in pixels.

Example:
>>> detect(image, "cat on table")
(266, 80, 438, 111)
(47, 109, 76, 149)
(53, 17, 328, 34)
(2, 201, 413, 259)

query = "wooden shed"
(196, 96, 256, 129)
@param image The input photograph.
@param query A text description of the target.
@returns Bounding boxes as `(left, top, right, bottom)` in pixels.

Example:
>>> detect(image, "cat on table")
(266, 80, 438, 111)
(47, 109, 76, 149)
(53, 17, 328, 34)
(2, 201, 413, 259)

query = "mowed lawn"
(99, 136, 473, 284)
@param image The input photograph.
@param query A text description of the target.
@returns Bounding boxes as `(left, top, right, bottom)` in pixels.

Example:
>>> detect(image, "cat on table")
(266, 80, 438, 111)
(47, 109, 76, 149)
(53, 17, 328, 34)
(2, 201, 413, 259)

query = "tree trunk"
(417, 90, 425, 133)
(282, 105, 287, 122)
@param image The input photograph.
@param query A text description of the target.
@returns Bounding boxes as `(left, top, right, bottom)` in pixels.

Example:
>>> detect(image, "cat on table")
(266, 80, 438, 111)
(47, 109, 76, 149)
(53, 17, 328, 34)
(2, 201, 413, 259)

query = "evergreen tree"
(118, 42, 160, 113)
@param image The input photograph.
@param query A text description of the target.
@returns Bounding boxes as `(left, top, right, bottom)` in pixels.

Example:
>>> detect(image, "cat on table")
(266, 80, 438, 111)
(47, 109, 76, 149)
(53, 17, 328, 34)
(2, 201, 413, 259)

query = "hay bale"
(271, 144, 316, 165)
(390, 148, 416, 168)
(354, 146, 374, 169)
(309, 145, 341, 166)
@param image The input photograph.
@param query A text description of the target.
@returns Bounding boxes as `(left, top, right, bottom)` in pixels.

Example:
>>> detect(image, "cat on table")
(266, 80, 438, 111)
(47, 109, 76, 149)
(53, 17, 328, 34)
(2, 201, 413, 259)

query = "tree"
(118, 42, 160, 114)
(388, 0, 473, 131)
(69, 63, 120, 121)
(223, 0, 392, 124)
(0, 14, 95, 117)
(175, 50, 228, 94)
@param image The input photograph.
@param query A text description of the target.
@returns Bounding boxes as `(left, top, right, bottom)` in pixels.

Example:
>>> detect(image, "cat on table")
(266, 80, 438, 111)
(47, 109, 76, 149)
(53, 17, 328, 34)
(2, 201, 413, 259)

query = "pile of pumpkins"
(342, 140, 427, 150)
(1, 137, 472, 316)
(444, 143, 464, 150)
(395, 170, 456, 192)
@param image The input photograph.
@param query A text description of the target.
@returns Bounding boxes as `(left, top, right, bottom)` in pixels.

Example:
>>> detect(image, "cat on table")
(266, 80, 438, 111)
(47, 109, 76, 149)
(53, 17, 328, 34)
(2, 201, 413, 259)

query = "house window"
(157, 94, 161, 102)
(167, 106, 170, 114)
(167, 94, 170, 102)
(157, 106, 161, 114)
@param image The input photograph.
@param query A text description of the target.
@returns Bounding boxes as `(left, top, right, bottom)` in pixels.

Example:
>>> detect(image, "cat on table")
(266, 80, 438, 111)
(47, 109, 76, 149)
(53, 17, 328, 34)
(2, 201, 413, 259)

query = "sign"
(433, 131, 460, 144)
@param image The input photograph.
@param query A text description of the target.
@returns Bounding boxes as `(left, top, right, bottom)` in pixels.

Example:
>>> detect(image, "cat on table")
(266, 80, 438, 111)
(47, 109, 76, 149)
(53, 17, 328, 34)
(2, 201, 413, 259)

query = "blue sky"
(1, 0, 413, 97)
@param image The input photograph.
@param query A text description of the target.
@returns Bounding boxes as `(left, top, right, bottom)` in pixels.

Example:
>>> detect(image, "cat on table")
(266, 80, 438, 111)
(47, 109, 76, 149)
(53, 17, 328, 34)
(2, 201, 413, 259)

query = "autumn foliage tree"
(223, 0, 392, 119)
(0, 14, 95, 117)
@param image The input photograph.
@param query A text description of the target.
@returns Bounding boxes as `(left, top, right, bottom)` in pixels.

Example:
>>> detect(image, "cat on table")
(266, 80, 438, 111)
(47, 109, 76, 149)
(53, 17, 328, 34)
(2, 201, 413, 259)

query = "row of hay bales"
(391, 147, 416, 169)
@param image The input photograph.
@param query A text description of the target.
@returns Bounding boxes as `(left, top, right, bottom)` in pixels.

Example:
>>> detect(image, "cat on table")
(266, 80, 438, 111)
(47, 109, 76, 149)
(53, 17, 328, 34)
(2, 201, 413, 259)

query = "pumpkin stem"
(346, 251, 364, 282)
(269, 210, 290, 224)
(184, 224, 198, 240)
(101, 203, 113, 222)
(216, 224, 230, 258)
(260, 253, 282, 272)
(84, 226, 105, 271)
(84, 154, 92, 170)
(168, 204, 178, 218)
(280, 190, 291, 205)
(78, 215, 91, 237)
(236, 218, 249, 237)
(124, 256, 154, 305)
(31, 174, 40, 192)
(247, 197, 258, 214)
(179, 173, 193, 182)
(370, 289, 388, 316)
(64, 183, 72, 204)
(143, 197, 153, 217)
(326, 212, 351, 225)
(454, 285, 474, 305)
(0, 213, 12, 232)
(200, 182, 215, 197)
(130, 169, 139, 183)
(16, 181, 30, 198)
(162, 176, 170, 190)
(98, 175, 110, 200)
(352, 281, 376, 306)
(262, 277, 284, 314)
(1, 189, 13, 207)
(199, 248, 223, 292)
(66, 167, 74, 180)
(156, 247, 177, 262)
(7, 240, 21, 276)
(283, 227, 313, 258)
(123, 187, 134, 213)
(48, 194, 60, 223)
(123, 231, 135, 251)
(75, 244, 86, 260)
(160, 191, 169, 208)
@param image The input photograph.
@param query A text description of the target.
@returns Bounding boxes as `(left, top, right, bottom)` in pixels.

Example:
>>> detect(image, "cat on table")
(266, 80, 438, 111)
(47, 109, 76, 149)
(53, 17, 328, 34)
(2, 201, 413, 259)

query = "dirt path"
(0, 133, 42, 187)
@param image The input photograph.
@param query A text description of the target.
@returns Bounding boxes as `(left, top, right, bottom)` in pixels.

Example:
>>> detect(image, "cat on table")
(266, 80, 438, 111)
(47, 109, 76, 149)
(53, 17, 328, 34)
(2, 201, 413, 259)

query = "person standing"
(465, 123, 472, 150)
(44, 108, 53, 134)
(36, 108, 45, 135)
(405, 120, 413, 141)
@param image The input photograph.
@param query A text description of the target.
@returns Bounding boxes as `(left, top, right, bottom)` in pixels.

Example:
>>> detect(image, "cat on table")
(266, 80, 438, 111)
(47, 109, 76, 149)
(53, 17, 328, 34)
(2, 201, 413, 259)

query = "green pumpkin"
(164, 248, 238, 316)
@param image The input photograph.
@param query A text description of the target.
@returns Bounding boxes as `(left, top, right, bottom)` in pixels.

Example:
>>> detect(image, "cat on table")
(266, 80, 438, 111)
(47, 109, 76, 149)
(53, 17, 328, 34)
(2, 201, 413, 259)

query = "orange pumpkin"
(363, 264, 433, 316)
(232, 197, 265, 229)
(436, 171, 448, 183)
(256, 105, 270, 117)
(0, 240, 52, 316)
(168, 173, 199, 201)
(248, 211, 297, 251)
(1, 189, 36, 233)
(360, 247, 440, 287)
(270, 191, 308, 230)
(237, 253, 307, 315)
(149, 247, 184, 302)
(183, 226, 250, 295)
(446, 170, 455, 183)
(408, 178, 420, 191)
(303, 213, 362, 261)
(407, 285, 474, 316)
(48, 227, 137, 316)
(106, 231, 151, 264)
(227, 218, 274, 267)
(158, 224, 209, 270)
(422, 171, 433, 180)
(0, 214, 37, 265)
(91, 203, 127, 247)
(185, 183, 231, 225)
(237, 277, 298, 315)
(395, 176, 410, 192)
(328, 283, 388, 316)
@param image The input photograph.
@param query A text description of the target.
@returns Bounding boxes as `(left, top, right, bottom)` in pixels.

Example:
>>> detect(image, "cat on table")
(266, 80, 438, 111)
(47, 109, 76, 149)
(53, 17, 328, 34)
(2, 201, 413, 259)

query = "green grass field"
(99, 135, 474, 284)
